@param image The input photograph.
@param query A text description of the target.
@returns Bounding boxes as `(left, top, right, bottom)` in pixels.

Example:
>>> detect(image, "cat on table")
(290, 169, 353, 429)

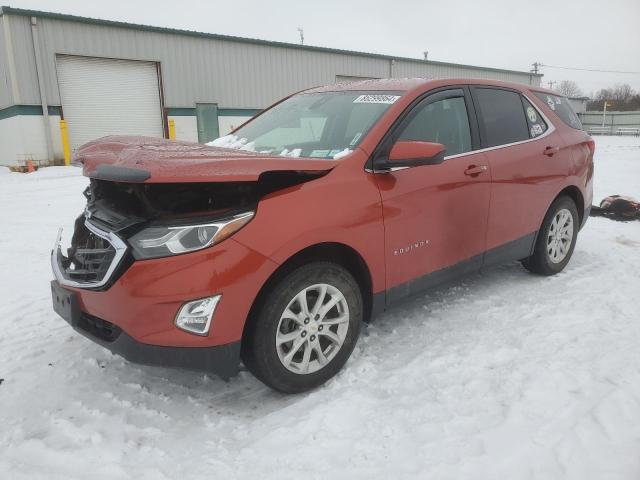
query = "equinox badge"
(394, 240, 430, 256)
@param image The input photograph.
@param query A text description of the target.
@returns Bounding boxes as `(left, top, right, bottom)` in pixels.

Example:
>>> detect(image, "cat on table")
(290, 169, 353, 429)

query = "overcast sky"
(8, 0, 640, 94)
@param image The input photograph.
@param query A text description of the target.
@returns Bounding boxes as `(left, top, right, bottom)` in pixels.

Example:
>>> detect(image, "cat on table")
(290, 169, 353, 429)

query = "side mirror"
(375, 140, 446, 170)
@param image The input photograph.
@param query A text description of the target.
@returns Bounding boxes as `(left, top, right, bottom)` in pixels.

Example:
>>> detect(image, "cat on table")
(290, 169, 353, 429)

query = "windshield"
(208, 91, 403, 159)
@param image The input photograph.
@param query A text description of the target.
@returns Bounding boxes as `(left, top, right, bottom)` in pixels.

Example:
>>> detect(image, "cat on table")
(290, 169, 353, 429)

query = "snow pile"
(0, 136, 639, 479)
(278, 148, 302, 158)
(0, 166, 11, 175)
(207, 134, 256, 152)
(332, 148, 352, 159)
(209, 134, 347, 159)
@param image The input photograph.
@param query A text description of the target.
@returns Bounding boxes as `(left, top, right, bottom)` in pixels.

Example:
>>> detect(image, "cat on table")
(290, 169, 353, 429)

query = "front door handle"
(543, 146, 560, 157)
(464, 165, 488, 176)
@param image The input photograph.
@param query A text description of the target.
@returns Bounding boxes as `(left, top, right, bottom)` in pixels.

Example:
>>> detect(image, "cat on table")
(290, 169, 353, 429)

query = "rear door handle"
(543, 146, 560, 157)
(464, 165, 488, 176)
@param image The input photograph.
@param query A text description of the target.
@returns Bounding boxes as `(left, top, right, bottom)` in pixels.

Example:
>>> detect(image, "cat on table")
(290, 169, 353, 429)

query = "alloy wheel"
(275, 283, 350, 374)
(546, 208, 574, 263)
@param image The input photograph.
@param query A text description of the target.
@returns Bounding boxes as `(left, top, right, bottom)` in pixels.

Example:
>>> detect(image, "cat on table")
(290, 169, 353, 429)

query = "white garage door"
(56, 55, 163, 150)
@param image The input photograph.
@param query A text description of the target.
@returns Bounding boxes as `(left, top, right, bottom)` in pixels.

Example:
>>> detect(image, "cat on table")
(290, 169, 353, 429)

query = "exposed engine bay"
(56, 170, 327, 289)
(83, 170, 327, 232)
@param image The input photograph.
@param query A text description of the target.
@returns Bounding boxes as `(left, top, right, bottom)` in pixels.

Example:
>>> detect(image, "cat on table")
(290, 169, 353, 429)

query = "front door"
(373, 88, 491, 303)
(196, 103, 220, 143)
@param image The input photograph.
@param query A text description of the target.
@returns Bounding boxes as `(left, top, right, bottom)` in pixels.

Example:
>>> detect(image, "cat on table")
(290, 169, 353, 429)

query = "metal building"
(0, 6, 542, 167)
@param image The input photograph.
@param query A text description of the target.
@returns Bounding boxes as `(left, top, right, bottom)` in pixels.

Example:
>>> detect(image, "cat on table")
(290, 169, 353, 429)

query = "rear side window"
(474, 88, 529, 147)
(522, 97, 548, 138)
(397, 96, 472, 156)
(533, 92, 583, 130)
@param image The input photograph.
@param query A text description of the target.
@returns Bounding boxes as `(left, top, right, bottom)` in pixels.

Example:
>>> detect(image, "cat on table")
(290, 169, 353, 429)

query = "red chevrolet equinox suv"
(51, 78, 594, 393)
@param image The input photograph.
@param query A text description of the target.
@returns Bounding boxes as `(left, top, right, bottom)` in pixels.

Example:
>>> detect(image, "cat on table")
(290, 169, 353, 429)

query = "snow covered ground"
(1, 135, 639, 480)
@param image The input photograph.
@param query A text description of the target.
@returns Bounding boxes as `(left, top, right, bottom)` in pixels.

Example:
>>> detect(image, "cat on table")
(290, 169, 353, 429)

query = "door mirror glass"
(387, 140, 446, 167)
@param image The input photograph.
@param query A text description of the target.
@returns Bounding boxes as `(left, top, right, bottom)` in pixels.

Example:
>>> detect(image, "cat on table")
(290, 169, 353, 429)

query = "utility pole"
(297, 27, 304, 45)
(423, 51, 429, 60)
(531, 62, 542, 74)
(547, 80, 556, 90)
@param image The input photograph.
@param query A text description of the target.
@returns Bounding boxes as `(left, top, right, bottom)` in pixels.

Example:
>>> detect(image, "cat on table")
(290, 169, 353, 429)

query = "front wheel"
(522, 195, 579, 275)
(242, 262, 362, 393)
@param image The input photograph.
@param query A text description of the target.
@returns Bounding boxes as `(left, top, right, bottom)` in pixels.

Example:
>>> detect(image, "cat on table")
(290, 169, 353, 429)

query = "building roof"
(0, 5, 542, 79)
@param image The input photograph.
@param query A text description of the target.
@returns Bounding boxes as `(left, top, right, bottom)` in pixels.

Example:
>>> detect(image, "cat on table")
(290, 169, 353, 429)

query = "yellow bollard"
(168, 119, 176, 140)
(59, 119, 71, 166)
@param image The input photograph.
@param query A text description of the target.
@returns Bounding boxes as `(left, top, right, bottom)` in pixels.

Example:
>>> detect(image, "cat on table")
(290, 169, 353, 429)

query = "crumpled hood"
(75, 136, 336, 183)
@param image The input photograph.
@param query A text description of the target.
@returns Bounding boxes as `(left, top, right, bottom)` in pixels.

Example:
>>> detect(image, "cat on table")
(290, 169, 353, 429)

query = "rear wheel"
(242, 262, 362, 393)
(522, 196, 579, 275)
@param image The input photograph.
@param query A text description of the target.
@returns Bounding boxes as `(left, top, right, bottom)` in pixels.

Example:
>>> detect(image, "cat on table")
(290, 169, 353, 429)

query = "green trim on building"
(0, 105, 61, 120)
(0, 6, 542, 79)
(166, 108, 196, 116)
(167, 107, 261, 117)
(0, 104, 259, 120)
(219, 108, 262, 117)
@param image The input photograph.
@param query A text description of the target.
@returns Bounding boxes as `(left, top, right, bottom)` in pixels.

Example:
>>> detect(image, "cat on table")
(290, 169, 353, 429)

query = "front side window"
(397, 96, 472, 156)
(533, 92, 583, 130)
(209, 91, 402, 159)
(475, 88, 530, 147)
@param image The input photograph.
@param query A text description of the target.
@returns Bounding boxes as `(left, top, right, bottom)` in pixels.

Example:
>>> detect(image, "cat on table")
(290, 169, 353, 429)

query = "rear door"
(374, 88, 491, 302)
(471, 87, 570, 262)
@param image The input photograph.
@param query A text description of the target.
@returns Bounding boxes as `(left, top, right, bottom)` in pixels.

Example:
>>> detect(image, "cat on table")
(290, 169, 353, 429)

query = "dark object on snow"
(0, 378, 4, 385)
(590, 195, 640, 221)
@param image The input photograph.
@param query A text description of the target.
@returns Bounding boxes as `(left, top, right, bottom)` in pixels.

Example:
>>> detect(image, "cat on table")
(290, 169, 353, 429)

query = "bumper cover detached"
(51, 281, 240, 379)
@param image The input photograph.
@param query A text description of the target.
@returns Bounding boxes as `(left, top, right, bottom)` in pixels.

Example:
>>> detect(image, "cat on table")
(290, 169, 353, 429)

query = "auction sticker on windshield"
(353, 94, 401, 104)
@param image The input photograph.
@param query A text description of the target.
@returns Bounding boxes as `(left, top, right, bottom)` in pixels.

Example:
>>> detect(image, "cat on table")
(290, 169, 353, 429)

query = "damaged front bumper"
(51, 280, 240, 378)
(49, 176, 282, 378)
(50, 221, 278, 378)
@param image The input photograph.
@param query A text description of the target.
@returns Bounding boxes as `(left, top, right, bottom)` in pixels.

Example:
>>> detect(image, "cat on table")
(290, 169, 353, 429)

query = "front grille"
(78, 312, 122, 342)
(52, 218, 128, 289)
(65, 228, 116, 284)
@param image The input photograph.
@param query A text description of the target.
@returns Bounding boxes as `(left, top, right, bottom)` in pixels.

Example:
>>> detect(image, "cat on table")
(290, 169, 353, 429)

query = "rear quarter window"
(522, 97, 548, 138)
(533, 92, 583, 130)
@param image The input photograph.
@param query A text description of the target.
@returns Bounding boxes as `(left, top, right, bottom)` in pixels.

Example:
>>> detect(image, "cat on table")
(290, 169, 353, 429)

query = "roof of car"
(305, 78, 557, 95)
(305, 78, 432, 93)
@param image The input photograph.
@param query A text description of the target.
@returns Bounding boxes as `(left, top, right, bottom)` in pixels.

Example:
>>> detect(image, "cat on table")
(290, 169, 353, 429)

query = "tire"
(522, 195, 579, 276)
(242, 262, 363, 393)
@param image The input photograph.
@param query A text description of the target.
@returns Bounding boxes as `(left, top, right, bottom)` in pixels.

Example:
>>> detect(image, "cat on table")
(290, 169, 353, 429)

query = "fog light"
(175, 295, 221, 336)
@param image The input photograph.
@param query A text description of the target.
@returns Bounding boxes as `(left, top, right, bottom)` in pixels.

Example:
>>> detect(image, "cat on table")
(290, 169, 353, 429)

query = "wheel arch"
(554, 185, 585, 225)
(241, 242, 375, 348)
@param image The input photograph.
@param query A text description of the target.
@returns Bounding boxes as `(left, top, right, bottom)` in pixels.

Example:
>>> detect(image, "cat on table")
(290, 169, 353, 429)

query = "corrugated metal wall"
(3, 12, 540, 111)
(0, 17, 13, 108)
(4, 14, 41, 105)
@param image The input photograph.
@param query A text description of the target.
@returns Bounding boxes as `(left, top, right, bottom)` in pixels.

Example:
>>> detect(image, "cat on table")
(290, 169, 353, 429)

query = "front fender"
(232, 157, 386, 293)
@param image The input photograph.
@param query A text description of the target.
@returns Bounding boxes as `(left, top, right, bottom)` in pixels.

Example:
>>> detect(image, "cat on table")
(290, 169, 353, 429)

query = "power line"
(541, 63, 640, 74)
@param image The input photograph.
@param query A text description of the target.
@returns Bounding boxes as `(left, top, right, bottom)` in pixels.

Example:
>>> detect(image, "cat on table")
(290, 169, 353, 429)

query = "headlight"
(129, 211, 254, 259)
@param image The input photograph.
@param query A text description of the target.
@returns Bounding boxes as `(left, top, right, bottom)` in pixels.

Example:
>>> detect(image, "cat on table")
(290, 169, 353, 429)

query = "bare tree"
(588, 84, 640, 111)
(611, 84, 635, 103)
(556, 80, 583, 97)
